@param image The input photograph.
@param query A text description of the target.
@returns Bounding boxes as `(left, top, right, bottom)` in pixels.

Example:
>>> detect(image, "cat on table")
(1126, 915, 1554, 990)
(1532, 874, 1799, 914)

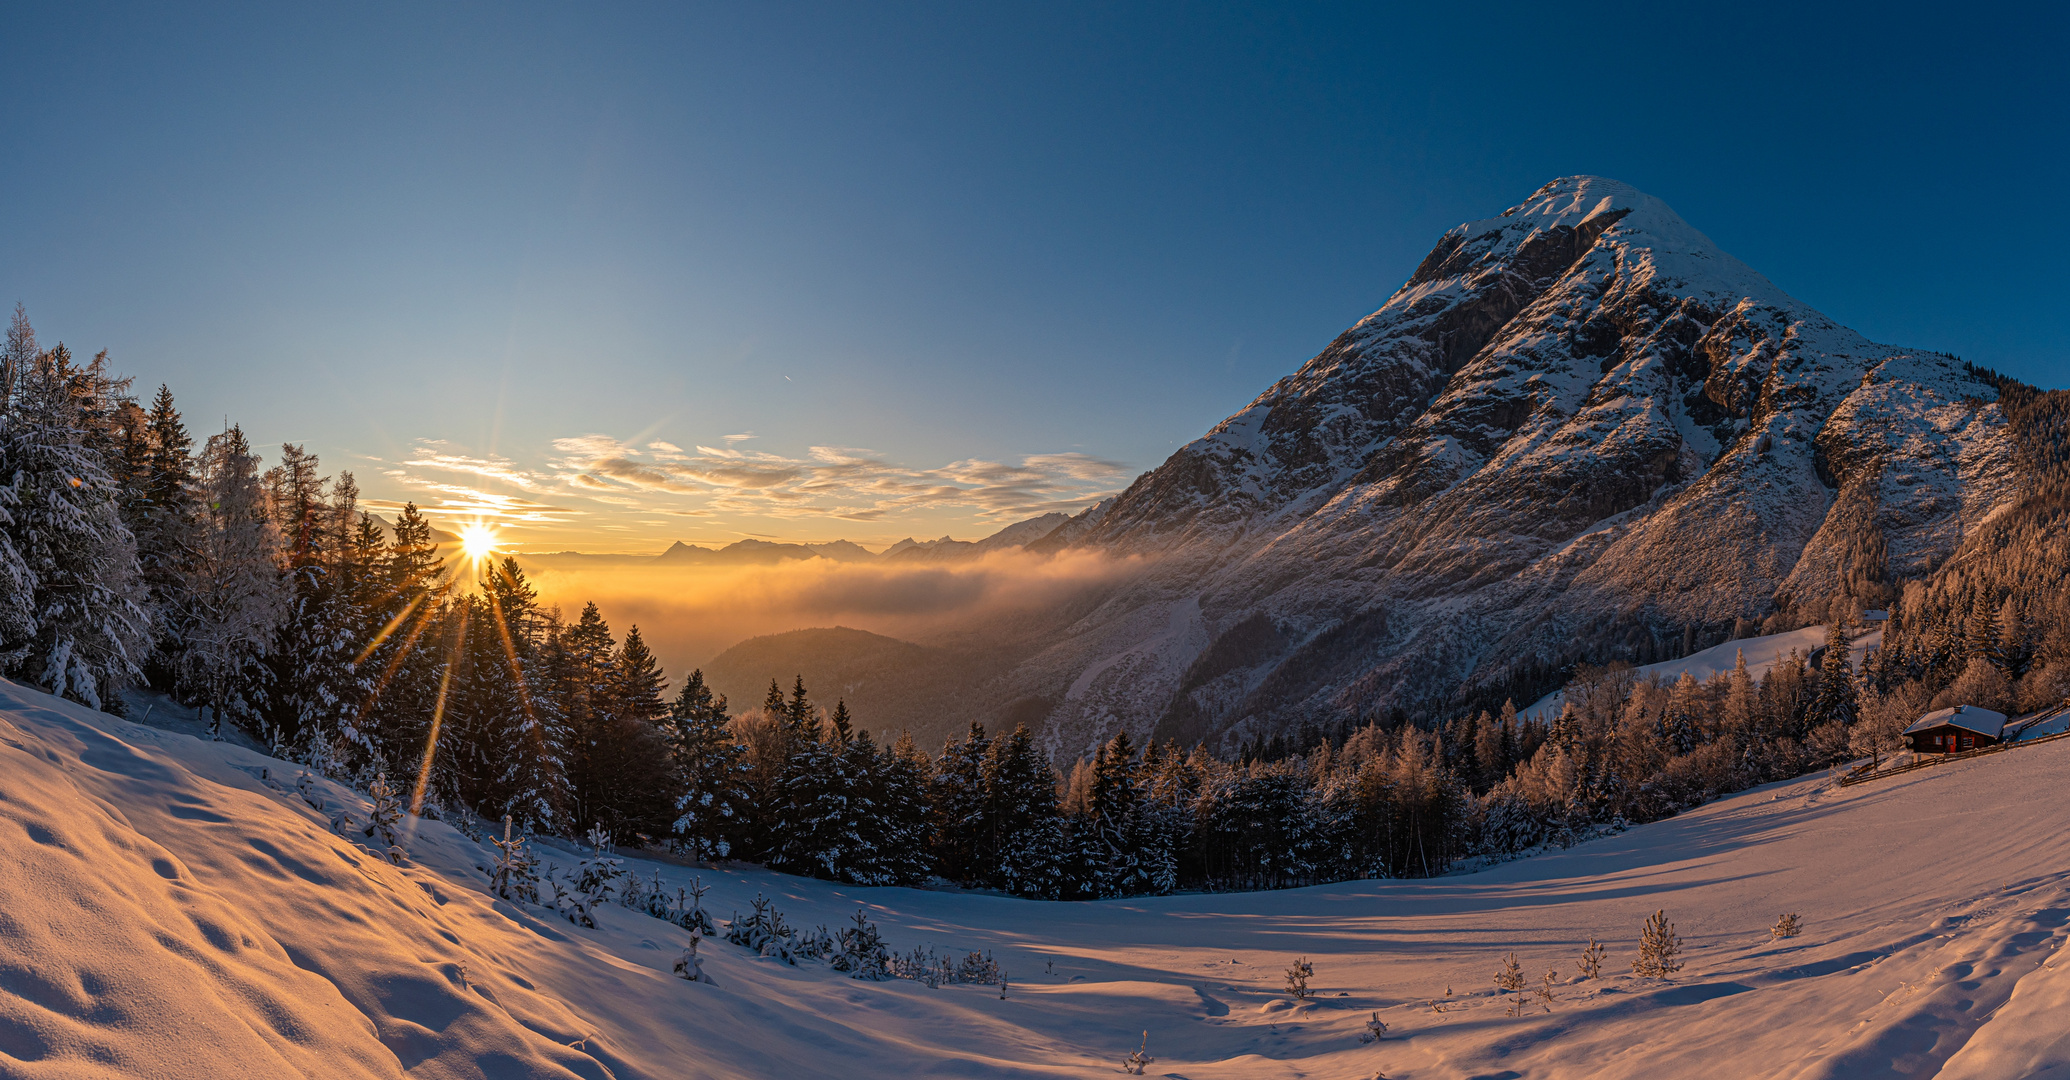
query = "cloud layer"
(515, 548, 1145, 673)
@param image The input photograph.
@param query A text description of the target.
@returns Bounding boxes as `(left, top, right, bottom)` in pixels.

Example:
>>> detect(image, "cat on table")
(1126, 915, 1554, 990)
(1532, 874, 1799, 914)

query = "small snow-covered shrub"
(1772, 912, 1802, 939)
(889, 944, 950, 987)
(545, 869, 595, 928)
(796, 924, 836, 961)
(569, 825, 627, 912)
(1358, 1012, 1387, 1044)
(363, 772, 403, 852)
(723, 894, 797, 963)
(488, 817, 539, 904)
(831, 908, 890, 981)
(672, 935, 710, 984)
(954, 950, 999, 985)
(1633, 909, 1683, 977)
(676, 877, 715, 937)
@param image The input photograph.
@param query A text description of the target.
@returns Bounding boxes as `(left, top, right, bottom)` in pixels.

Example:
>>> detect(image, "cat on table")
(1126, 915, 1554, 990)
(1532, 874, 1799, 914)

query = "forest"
(5, 305, 2067, 900)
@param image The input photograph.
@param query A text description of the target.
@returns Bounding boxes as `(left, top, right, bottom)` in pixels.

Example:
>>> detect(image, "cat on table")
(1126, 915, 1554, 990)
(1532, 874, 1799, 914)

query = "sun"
(458, 523, 499, 563)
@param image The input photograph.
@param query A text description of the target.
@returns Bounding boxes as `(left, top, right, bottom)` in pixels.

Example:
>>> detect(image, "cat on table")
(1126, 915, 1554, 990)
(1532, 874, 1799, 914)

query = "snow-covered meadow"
(4, 678, 2067, 1079)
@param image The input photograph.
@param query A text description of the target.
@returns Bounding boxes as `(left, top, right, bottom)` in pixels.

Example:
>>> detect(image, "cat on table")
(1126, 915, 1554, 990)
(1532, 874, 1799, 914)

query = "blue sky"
(5, 3, 2064, 549)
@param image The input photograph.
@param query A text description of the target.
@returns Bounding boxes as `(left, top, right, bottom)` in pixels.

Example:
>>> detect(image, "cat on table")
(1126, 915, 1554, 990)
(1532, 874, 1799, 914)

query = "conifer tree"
(134, 384, 198, 683)
(0, 332, 150, 710)
(1808, 622, 1859, 730)
(772, 704, 843, 878)
(614, 625, 668, 726)
(876, 732, 935, 886)
(176, 426, 288, 738)
(353, 503, 452, 780)
(665, 669, 743, 863)
(928, 722, 990, 886)
(477, 558, 567, 828)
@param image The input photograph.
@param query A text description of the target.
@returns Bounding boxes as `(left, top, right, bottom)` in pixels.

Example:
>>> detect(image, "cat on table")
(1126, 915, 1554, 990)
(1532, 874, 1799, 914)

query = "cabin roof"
(1904, 704, 2009, 739)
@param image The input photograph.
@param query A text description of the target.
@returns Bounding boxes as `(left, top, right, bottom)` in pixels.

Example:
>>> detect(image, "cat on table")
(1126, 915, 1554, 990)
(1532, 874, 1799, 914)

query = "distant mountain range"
(513, 513, 1072, 570)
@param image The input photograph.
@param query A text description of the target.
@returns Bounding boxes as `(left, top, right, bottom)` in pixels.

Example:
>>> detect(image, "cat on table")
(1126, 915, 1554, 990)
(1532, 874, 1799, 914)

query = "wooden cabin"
(1903, 705, 2009, 754)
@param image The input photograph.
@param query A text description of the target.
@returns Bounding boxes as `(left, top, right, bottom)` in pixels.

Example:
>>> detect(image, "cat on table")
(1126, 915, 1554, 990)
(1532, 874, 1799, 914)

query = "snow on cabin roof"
(1904, 704, 2009, 738)
(1861, 610, 1889, 622)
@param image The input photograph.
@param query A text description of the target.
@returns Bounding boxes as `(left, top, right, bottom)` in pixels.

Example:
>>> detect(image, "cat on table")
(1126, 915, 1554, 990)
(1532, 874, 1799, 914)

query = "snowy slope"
(992, 176, 2020, 756)
(7, 679, 2070, 1078)
(1518, 623, 1882, 720)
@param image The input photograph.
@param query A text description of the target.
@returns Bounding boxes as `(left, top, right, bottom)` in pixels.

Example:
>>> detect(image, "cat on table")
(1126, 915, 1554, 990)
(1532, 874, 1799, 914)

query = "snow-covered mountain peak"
(1002, 177, 2020, 754)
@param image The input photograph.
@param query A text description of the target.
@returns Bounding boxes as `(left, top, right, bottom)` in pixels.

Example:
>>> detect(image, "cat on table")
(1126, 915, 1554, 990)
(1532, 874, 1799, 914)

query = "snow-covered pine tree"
(929, 722, 990, 886)
(1579, 937, 1606, 979)
(835, 720, 891, 884)
(277, 469, 382, 765)
(1087, 730, 1149, 896)
(672, 934, 711, 983)
(0, 308, 40, 647)
(983, 723, 1061, 893)
(175, 426, 288, 738)
(875, 731, 935, 886)
(131, 384, 199, 687)
(0, 332, 151, 712)
(452, 557, 567, 830)
(772, 701, 861, 880)
(665, 668, 744, 864)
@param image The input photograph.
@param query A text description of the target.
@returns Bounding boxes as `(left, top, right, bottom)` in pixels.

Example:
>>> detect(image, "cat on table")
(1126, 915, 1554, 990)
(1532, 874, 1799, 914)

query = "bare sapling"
(1285, 956, 1314, 1000)
(1579, 937, 1607, 980)
(1496, 951, 1525, 992)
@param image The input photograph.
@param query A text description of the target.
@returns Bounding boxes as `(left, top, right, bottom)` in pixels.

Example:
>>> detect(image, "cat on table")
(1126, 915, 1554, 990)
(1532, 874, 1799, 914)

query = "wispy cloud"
(548, 435, 1127, 522)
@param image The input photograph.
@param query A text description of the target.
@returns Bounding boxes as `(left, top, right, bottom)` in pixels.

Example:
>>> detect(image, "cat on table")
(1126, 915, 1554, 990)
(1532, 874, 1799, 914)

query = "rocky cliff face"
(1010, 176, 2021, 756)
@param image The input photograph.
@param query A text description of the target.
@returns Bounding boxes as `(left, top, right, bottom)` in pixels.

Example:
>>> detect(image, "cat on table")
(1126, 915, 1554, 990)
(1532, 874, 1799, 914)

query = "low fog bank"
(513, 547, 1147, 679)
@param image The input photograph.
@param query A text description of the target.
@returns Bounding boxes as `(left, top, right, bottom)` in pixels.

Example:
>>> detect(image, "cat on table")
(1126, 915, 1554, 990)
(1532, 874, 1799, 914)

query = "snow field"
(3, 677, 2068, 1078)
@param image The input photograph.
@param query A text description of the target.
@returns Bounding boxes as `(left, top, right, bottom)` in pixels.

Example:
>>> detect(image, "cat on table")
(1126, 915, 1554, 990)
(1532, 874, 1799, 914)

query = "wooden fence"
(1839, 705, 2070, 787)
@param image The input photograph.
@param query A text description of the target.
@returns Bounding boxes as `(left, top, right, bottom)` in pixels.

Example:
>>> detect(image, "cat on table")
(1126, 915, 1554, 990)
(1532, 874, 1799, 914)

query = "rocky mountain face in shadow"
(997, 176, 2023, 758)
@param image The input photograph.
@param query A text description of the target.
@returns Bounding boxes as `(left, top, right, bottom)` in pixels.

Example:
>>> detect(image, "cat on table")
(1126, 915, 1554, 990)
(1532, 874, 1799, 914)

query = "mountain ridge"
(1002, 175, 2026, 756)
